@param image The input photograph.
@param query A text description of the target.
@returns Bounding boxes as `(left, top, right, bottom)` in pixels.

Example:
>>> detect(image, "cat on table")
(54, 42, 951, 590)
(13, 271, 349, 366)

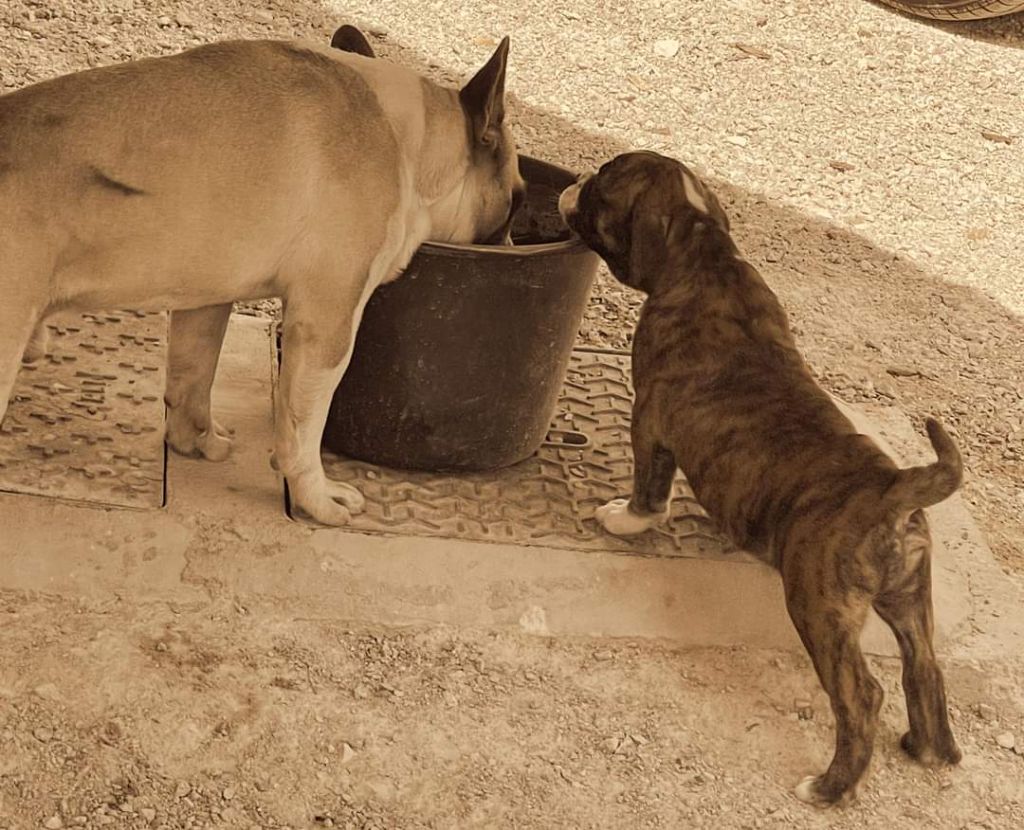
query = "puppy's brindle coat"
(559, 151, 962, 806)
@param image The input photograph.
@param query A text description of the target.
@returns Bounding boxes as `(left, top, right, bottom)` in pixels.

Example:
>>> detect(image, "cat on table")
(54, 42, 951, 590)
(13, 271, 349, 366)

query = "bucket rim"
(419, 154, 589, 259)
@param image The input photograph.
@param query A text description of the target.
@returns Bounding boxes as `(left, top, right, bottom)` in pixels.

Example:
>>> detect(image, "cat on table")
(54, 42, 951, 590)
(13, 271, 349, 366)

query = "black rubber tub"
(322, 155, 599, 472)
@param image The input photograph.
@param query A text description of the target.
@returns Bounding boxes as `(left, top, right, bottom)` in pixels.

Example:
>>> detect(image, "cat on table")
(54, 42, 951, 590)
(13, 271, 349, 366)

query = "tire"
(875, 0, 1024, 18)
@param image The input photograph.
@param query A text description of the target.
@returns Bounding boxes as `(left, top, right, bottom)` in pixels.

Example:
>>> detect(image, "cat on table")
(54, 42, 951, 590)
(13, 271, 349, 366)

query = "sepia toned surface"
(0, 312, 166, 509)
(1, 1, 1022, 829)
(322, 350, 731, 558)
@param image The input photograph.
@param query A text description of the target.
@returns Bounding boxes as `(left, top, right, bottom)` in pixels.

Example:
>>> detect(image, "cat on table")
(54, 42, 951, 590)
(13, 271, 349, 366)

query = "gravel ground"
(2, 1, 1023, 827)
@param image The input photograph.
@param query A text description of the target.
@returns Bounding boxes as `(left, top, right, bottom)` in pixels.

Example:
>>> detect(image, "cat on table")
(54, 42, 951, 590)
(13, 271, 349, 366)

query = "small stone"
(353, 683, 371, 699)
(981, 130, 1013, 145)
(886, 364, 921, 378)
(996, 732, 1016, 750)
(725, 135, 749, 147)
(975, 702, 997, 722)
(829, 160, 856, 172)
(254, 10, 275, 24)
(340, 742, 357, 764)
(33, 726, 53, 742)
(601, 737, 620, 753)
(33, 683, 61, 701)
(794, 699, 814, 720)
(156, 15, 171, 26)
(92, 35, 112, 48)
(653, 39, 680, 58)
(174, 781, 191, 799)
(174, 12, 194, 28)
(140, 808, 156, 823)
(593, 650, 613, 661)
(44, 818, 63, 830)
(222, 787, 235, 800)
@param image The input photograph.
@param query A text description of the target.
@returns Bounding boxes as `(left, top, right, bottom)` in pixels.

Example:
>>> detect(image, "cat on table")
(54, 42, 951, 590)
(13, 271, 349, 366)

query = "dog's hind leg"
(873, 511, 961, 768)
(21, 319, 50, 364)
(784, 575, 883, 807)
(0, 305, 43, 425)
(165, 303, 235, 461)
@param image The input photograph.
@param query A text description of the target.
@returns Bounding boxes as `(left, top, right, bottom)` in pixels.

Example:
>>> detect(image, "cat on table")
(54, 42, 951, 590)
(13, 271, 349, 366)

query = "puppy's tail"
(884, 418, 962, 510)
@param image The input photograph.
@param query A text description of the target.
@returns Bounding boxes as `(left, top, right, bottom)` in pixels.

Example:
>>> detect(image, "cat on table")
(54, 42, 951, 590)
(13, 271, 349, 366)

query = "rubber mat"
(320, 349, 733, 559)
(0, 311, 166, 509)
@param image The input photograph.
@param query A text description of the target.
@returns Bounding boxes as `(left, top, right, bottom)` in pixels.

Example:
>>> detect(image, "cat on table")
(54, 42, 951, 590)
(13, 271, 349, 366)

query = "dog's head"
(331, 26, 524, 246)
(557, 151, 729, 293)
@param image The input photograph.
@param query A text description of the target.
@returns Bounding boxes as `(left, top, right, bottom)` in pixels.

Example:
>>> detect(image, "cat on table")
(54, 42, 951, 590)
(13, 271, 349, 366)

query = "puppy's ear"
(679, 166, 730, 232)
(460, 37, 510, 147)
(330, 24, 376, 58)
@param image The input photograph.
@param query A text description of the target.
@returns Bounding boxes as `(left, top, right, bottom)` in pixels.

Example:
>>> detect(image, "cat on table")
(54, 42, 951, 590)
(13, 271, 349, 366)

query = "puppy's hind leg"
(596, 412, 675, 535)
(873, 511, 961, 767)
(165, 303, 235, 461)
(784, 568, 883, 807)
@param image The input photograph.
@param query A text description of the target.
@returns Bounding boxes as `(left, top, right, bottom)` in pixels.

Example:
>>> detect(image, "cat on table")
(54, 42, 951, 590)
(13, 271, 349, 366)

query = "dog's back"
(632, 211, 961, 565)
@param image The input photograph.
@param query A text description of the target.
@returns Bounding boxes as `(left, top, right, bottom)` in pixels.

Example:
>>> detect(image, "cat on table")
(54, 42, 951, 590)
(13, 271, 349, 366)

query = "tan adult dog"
(0, 26, 524, 525)
(558, 151, 962, 805)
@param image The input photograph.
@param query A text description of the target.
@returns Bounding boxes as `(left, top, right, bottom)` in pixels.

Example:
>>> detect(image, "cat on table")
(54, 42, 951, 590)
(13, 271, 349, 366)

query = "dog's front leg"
(274, 282, 371, 527)
(596, 414, 675, 536)
(165, 303, 235, 461)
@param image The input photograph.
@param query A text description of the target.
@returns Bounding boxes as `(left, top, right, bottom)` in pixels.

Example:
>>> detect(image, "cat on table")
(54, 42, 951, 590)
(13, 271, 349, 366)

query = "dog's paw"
(900, 731, 962, 767)
(793, 774, 856, 807)
(196, 423, 234, 462)
(289, 474, 365, 526)
(793, 775, 831, 806)
(166, 414, 234, 462)
(325, 479, 365, 514)
(595, 498, 666, 536)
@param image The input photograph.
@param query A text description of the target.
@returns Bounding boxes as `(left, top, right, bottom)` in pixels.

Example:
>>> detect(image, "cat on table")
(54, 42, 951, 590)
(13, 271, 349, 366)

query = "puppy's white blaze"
(595, 498, 665, 536)
(680, 169, 709, 214)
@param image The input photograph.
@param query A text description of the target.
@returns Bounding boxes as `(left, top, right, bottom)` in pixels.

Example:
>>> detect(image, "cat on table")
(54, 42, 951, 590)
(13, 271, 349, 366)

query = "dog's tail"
(884, 418, 962, 511)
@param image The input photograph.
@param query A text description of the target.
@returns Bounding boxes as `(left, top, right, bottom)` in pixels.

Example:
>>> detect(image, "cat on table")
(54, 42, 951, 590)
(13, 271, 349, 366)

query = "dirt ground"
(2, 1, 1023, 828)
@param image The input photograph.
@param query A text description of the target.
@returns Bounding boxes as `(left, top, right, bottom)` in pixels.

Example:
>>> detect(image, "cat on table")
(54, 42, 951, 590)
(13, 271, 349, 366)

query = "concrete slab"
(0, 314, 1007, 660)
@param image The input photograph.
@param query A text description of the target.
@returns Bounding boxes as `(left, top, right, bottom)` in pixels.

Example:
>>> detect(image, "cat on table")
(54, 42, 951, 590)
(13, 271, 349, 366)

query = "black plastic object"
(323, 155, 599, 472)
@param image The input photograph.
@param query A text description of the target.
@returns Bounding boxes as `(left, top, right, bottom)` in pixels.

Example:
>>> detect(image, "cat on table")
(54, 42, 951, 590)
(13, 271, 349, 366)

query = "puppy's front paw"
(595, 498, 665, 536)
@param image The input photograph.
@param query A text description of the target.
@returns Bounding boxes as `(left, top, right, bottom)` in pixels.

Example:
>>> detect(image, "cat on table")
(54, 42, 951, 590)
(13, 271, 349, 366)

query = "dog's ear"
(330, 25, 376, 58)
(459, 37, 510, 147)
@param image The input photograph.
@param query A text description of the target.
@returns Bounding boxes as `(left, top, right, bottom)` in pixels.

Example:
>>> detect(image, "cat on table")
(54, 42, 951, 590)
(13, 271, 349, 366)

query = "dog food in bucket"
(510, 181, 571, 245)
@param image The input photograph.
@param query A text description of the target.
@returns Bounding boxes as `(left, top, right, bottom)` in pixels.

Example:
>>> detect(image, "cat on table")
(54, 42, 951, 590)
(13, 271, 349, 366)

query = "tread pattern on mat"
(320, 349, 739, 560)
(0, 311, 167, 509)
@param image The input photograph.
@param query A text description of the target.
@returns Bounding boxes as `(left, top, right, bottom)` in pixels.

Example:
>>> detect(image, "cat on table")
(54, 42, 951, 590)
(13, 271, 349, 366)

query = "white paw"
(594, 498, 665, 536)
(196, 426, 233, 462)
(325, 479, 365, 513)
(793, 775, 829, 806)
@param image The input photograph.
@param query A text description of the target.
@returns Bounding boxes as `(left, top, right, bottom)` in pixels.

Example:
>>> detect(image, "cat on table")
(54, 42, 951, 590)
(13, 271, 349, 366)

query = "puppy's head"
(558, 151, 728, 292)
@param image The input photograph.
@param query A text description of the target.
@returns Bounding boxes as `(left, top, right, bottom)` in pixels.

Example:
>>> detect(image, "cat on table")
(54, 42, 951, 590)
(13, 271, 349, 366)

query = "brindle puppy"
(558, 151, 962, 806)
